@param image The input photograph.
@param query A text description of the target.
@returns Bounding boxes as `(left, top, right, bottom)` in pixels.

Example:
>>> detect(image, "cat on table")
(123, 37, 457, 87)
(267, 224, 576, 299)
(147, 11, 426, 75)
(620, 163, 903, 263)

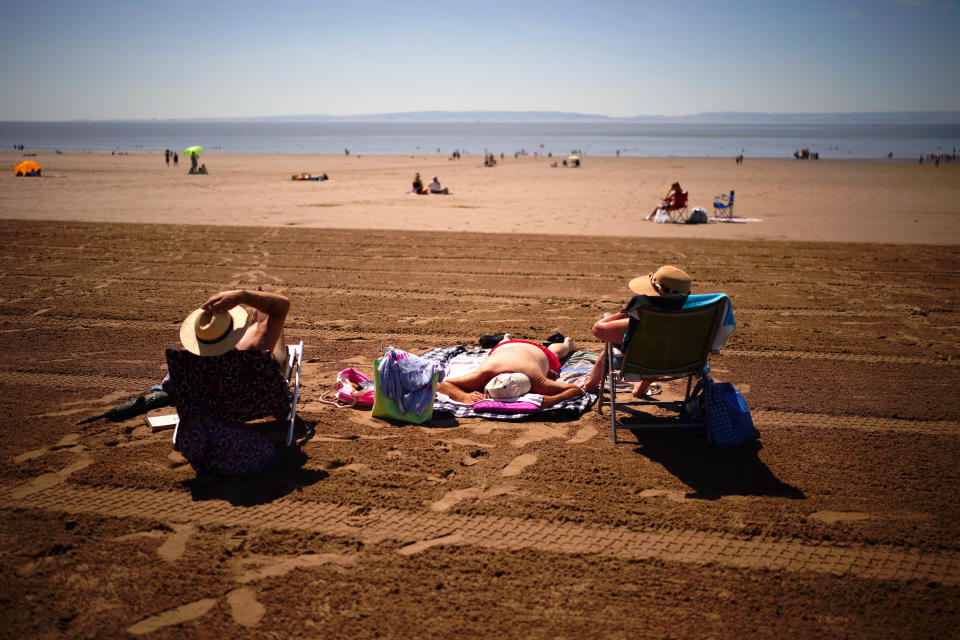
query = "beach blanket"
(709, 216, 763, 223)
(419, 346, 597, 420)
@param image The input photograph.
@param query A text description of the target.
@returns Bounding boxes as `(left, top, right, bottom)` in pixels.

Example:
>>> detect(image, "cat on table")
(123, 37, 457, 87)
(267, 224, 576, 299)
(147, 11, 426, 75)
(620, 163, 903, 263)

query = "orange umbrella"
(14, 160, 41, 176)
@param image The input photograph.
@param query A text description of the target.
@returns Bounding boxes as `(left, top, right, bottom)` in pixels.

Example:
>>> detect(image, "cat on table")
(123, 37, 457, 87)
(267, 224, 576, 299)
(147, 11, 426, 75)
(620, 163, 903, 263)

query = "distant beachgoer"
(173, 152, 178, 166)
(190, 153, 199, 173)
(412, 172, 426, 194)
(648, 182, 684, 219)
(428, 176, 450, 194)
(165, 149, 170, 166)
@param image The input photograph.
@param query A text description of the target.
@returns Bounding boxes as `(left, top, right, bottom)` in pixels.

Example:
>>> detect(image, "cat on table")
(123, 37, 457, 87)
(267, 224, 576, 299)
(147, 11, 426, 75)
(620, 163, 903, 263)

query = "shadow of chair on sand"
(618, 416, 804, 500)
(181, 416, 329, 506)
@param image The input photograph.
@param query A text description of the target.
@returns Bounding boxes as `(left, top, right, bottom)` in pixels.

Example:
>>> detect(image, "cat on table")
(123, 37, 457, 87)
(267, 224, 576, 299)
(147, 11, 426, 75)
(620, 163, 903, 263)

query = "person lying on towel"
(437, 338, 584, 408)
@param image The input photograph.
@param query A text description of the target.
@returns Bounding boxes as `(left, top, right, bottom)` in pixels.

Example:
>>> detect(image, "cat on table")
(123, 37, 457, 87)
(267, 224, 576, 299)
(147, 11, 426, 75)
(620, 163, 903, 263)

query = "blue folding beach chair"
(713, 190, 735, 220)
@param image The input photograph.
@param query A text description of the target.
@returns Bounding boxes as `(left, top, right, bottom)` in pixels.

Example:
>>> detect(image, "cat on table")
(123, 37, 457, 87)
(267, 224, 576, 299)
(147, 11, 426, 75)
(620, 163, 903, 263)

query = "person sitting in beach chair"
(164, 288, 300, 476)
(648, 182, 687, 221)
(437, 337, 584, 408)
(583, 265, 693, 397)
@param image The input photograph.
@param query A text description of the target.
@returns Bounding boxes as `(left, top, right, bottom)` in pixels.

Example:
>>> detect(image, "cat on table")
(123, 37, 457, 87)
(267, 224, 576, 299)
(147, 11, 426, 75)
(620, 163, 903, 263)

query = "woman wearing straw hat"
(171, 288, 290, 476)
(181, 288, 290, 361)
(583, 266, 692, 397)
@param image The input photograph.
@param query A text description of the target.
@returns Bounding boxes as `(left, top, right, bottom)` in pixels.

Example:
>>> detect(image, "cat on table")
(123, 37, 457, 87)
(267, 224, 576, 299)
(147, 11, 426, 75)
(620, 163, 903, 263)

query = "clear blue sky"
(2, 0, 958, 120)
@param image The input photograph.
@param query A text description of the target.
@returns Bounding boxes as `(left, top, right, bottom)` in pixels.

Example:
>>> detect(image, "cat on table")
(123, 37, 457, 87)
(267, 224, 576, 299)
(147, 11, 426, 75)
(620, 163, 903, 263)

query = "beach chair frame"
(662, 191, 690, 223)
(168, 340, 304, 447)
(597, 298, 725, 444)
(713, 190, 735, 220)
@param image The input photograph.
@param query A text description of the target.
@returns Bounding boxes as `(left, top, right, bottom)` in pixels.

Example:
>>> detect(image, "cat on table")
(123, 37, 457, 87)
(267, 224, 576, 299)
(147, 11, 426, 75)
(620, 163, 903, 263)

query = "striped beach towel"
(420, 346, 597, 420)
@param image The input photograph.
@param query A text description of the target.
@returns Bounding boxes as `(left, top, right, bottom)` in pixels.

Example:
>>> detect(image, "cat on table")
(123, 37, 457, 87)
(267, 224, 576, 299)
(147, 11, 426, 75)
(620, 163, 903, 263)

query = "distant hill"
(646, 111, 960, 124)
(201, 111, 616, 123)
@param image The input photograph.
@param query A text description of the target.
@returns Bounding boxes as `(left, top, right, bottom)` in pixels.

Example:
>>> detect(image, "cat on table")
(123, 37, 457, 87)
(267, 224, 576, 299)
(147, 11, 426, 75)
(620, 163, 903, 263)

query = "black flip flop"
(478, 333, 505, 349)
(543, 332, 566, 346)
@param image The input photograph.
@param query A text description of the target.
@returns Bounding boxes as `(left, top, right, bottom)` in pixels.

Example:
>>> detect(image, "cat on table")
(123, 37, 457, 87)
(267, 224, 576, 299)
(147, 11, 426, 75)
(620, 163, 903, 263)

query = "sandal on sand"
(479, 333, 505, 349)
(543, 332, 566, 346)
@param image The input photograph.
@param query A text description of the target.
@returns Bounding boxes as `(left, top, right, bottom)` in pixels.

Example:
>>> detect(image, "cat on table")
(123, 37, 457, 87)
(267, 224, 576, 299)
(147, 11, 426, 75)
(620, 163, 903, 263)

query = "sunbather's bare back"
(476, 342, 552, 391)
(437, 339, 583, 406)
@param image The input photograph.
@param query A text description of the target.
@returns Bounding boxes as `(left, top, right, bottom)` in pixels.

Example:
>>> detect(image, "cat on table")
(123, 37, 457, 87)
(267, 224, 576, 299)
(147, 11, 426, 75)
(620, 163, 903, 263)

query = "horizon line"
(2, 109, 959, 124)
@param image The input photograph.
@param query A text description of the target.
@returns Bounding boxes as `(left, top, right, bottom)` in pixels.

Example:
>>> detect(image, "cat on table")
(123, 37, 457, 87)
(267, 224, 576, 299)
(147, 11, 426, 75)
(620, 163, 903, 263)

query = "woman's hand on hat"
(201, 289, 247, 313)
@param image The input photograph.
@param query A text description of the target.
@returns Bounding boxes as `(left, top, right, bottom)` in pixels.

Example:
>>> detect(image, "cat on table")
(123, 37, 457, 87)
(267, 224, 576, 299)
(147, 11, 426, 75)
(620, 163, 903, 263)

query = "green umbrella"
(184, 146, 204, 155)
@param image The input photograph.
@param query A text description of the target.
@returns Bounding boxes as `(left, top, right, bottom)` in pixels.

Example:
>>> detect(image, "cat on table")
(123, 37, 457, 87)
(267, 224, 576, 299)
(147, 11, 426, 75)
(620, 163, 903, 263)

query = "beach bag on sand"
(686, 207, 709, 224)
(653, 209, 671, 224)
(684, 376, 757, 447)
(335, 368, 375, 406)
(372, 355, 440, 424)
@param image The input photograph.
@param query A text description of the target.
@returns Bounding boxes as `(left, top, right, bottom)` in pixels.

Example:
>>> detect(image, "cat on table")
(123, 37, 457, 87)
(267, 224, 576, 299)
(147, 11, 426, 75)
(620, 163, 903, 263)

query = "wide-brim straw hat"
(628, 265, 692, 297)
(179, 306, 250, 356)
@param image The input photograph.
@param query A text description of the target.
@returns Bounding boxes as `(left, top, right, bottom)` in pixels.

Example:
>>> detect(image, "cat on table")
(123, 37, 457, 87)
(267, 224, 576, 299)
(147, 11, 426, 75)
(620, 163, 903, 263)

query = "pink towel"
(471, 399, 540, 414)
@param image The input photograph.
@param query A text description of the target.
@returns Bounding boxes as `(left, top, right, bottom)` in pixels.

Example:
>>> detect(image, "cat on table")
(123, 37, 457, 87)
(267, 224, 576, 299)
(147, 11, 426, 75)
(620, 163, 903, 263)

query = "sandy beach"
(3, 150, 959, 243)
(0, 152, 959, 638)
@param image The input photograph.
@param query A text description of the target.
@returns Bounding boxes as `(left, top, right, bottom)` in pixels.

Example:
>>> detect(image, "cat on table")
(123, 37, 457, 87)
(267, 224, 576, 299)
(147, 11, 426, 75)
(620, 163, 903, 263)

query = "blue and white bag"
(685, 376, 757, 447)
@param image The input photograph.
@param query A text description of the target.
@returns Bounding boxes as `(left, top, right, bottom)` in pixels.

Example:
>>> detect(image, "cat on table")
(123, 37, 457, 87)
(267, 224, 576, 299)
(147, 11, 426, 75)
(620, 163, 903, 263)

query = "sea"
(2, 120, 958, 160)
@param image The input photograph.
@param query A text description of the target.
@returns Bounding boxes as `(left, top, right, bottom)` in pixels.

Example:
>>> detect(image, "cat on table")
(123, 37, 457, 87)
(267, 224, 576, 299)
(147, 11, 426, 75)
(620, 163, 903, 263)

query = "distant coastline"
(3, 119, 957, 159)
(30, 110, 960, 125)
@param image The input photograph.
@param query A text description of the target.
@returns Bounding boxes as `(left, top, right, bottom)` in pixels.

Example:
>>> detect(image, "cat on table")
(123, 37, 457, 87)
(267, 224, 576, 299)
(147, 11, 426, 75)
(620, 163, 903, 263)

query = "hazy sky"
(2, 0, 958, 120)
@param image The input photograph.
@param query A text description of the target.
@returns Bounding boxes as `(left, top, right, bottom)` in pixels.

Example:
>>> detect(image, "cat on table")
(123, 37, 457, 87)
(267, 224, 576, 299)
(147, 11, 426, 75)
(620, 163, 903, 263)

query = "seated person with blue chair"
(583, 265, 692, 396)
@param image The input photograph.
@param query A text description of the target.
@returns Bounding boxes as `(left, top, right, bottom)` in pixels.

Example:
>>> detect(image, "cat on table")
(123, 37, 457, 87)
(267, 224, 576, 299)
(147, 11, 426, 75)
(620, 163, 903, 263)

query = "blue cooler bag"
(687, 376, 757, 447)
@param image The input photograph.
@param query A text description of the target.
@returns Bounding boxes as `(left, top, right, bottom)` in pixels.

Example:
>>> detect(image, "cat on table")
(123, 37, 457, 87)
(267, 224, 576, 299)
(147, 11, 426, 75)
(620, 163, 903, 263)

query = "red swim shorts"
(488, 339, 561, 379)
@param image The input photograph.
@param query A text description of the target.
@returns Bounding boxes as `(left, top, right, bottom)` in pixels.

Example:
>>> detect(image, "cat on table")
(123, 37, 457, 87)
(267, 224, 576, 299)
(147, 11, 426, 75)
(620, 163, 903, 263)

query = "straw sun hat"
(180, 305, 250, 356)
(628, 265, 692, 297)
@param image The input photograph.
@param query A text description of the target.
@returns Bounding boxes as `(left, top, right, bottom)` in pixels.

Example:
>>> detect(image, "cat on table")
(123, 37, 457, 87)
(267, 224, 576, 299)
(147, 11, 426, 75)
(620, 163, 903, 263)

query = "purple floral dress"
(165, 349, 292, 476)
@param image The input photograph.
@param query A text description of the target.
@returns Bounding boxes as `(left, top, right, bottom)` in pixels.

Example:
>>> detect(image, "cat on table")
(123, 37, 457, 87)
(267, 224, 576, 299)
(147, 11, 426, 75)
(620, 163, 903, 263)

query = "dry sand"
(3, 150, 959, 243)
(0, 151, 959, 638)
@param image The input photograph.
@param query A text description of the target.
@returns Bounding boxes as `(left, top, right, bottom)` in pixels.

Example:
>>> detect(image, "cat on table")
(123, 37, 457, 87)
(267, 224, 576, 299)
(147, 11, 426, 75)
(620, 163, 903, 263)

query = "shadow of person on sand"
(624, 426, 804, 500)
(181, 417, 329, 506)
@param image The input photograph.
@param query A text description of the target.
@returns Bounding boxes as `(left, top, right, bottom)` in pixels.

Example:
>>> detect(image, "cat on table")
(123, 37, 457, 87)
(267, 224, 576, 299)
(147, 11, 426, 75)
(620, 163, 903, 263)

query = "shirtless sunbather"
(437, 338, 584, 408)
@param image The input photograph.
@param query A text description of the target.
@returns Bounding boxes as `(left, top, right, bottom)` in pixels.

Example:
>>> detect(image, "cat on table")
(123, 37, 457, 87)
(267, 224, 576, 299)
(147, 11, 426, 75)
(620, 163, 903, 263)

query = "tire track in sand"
(1, 481, 956, 585)
(4, 365, 952, 438)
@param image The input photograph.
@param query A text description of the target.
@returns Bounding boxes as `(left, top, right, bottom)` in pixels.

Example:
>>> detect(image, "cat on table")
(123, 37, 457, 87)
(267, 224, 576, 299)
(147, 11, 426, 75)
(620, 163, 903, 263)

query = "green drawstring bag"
(371, 358, 440, 424)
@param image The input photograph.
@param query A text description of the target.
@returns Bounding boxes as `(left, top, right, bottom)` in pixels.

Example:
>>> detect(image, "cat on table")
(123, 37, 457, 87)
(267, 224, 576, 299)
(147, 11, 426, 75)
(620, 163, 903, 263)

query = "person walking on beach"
(173, 152, 178, 166)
